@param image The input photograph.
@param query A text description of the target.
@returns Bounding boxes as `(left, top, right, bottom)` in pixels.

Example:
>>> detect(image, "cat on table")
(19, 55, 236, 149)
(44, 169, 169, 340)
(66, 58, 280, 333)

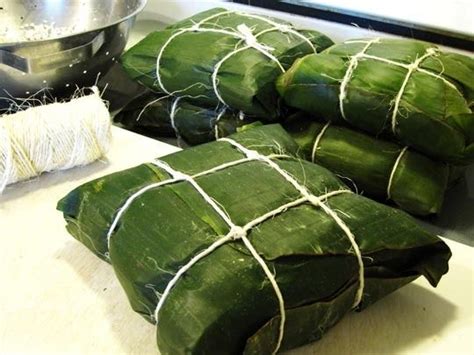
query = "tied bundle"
(58, 125, 450, 354)
(114, 92, 259, 146)
(120, 8, 333, 119)
(0, 88, 111, 193)
(284, 116, 449, 215)
(277, 38, 474, 164)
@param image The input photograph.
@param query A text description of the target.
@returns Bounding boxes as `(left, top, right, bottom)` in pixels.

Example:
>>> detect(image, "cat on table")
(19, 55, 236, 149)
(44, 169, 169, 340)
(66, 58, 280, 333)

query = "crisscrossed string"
(390, 48, 438, 133)
(339, 38, 381, 121)
(155, 10, 315, 108)
(106, 139, 361, 354)
(338, 39, 455, 134)
(220, 138, 365, 308)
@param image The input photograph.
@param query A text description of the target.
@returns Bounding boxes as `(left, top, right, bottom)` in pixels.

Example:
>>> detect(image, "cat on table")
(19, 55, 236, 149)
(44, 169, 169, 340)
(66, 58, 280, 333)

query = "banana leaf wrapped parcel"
(114, 92, 258, 146)
(277, 38, 474, 164)
(121, 8, 334, 119)
(57, 125, 450, 354)
(284, 116, 449, 216)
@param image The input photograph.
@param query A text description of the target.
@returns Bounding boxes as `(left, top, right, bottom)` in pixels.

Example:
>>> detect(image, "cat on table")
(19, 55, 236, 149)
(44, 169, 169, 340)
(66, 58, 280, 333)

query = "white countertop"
(0, 127, 472, 354)
(287, 0, 474, 37)
(136, 1, 473, 56)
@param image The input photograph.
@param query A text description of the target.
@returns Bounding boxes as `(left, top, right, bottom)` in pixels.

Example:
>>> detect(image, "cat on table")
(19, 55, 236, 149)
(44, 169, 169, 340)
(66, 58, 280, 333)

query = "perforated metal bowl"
(0, 0, 147, 110)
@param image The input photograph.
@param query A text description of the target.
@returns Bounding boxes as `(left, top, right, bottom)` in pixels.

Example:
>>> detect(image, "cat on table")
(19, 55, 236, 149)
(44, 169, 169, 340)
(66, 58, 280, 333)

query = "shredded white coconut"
(0, 22, 85, 43)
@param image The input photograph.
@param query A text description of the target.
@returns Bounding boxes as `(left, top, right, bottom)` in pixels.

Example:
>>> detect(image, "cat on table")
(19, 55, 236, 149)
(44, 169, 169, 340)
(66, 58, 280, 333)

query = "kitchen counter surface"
(1, 1, 473, 353)
(0, 127, 472, 354)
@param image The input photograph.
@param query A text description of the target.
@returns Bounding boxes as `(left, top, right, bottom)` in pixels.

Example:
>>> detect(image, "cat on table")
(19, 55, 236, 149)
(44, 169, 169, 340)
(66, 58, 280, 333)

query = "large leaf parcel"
(121, 8, 333, 119)
(277, 38, 474, 164)
(58, 125, 450, 354)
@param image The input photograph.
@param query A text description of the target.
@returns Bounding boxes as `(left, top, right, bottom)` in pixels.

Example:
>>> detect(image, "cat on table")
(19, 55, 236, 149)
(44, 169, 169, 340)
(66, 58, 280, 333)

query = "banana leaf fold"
(57, 125, 450, 354)
(121, 8, 334, 119)
(284, 116, 449, 216)
(277, 38, 474, 164)
(114, 92, 258, 146)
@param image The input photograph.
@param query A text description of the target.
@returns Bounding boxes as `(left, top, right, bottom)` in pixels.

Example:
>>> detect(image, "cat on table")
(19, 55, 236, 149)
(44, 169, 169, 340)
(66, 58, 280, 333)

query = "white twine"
(220, 138, 365, 308)
(358, 53, 459, 93)
(149, 159, 286, 355)
(387, 146, 408, 199)
(211, 24, 285, 107)
(339, 38, 381, 121)
(155, 10, 312, 107)
(390, 48, 438, 133)
(105, 152, 287, 254)
(338, 40, 456, 129)
(169, 96, 183, 141)
(234, 11, 317, 53)
(149, 156, 352, 354)
(0, 124, 13, 192)
(213, 106, 228, 140)
(155, 9, 233, 94)
(311, 122, 331, 162)
(105, 137, 359, 352)
(106, 152, 282, 252)
(0, 87, 111, 194)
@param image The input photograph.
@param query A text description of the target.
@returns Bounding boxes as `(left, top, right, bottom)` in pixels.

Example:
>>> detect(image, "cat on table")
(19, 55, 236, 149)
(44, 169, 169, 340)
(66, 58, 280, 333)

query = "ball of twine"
(0, 87, 111, 193)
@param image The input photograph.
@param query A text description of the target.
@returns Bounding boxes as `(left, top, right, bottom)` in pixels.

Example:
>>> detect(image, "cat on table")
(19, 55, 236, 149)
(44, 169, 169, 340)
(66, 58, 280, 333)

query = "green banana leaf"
(283, 116, 449, 216)
(121, 8, 334, 120)
(277, 38, 474, 164)
(114, 91, 258, 146)
(57, 125, 450, 354)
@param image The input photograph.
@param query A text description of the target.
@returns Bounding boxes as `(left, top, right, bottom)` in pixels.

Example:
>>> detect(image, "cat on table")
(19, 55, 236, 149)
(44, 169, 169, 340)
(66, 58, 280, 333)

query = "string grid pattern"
(106, 138, 365, 354)
(338, 39, 458, 133)
(155, 10, 317, 109)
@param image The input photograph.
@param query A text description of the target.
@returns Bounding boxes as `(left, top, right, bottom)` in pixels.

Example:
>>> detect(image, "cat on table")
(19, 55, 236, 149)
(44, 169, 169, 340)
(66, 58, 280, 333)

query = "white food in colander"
(0, 22, 86, 42)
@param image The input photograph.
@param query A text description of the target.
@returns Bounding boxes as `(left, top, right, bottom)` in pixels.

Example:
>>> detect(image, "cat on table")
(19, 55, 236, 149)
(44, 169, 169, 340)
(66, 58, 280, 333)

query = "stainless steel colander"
(0, 0, 147, 109)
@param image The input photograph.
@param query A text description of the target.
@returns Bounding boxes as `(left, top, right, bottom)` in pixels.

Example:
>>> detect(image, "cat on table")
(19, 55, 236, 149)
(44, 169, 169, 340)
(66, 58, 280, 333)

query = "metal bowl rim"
(0, 0, 148, 47)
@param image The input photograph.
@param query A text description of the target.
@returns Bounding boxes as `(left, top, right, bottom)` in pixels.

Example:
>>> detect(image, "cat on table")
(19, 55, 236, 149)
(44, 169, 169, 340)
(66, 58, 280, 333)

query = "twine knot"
(307, 194, 323, 206)
(245, 149, 265, 161)
(274, 23, 293, 33)
(228, 226, 246, 240)
(171, 170, 190, 182)
(237, 24, 275, 52)
(189, 23, 201, 32)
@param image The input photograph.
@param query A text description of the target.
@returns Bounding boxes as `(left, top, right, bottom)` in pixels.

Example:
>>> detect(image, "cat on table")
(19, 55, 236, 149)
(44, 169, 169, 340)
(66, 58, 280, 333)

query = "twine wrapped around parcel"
(276, 38, 474, 164)
(57, 125, 451, 354)
(0, 87, 111, 193)
(114, 91, 259, 146)
(120, 8, 334, 119)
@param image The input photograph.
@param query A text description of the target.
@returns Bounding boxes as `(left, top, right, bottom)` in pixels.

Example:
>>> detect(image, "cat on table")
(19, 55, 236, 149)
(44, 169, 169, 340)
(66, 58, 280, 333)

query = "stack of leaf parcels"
(58, 125, 450, 354)
(277, 38, 474, 215)
(277, 38, 474, 164)
(284, 115, 450, 216)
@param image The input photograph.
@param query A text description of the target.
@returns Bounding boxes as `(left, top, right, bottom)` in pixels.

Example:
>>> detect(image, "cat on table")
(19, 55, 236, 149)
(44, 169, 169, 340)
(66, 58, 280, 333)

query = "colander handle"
(0, 31, 105, 74)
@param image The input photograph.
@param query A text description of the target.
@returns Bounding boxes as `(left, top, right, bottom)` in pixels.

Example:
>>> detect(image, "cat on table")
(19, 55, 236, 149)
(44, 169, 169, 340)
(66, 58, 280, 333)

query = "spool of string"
(0, 87, 111, 193)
